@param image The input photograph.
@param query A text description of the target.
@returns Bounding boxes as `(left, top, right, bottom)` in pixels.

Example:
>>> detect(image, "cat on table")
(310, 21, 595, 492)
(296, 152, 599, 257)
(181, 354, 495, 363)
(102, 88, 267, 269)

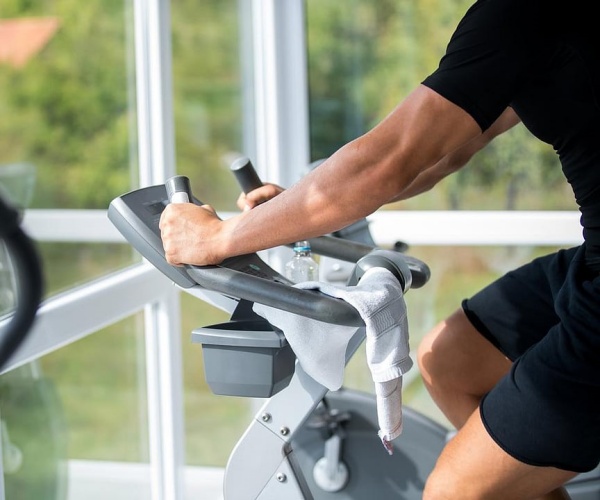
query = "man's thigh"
(418, 308, 511, 398)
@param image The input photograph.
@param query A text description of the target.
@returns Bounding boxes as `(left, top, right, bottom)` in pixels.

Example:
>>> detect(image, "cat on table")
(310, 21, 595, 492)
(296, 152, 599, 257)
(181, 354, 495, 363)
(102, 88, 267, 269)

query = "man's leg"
(423, 409, 577, 499)
(417, 308, 511, 429)
(417, 309, 575, 499)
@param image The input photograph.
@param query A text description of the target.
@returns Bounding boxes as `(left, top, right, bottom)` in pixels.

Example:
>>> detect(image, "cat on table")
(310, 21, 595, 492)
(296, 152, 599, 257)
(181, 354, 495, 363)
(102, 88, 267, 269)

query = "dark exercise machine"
(108, 168, 600, 499)
(0, 192, 66, 500)
(0, 195, 43, 371)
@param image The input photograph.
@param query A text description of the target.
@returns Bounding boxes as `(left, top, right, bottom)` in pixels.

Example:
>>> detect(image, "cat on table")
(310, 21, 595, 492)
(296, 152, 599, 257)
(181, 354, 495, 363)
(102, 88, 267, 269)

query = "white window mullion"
(21, 207, 583, 247)
(133, 0, 183, 498)
(249, 0, 310, 187)
(144, 291, 184, 500)
(134, 0, 176, 187)
(368, 210, 583, 247)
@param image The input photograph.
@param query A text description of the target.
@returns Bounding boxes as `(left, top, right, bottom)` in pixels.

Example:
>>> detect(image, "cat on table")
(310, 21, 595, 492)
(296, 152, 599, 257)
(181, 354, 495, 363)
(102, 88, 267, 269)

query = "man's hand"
(159, 203, 224, 266)
(236, 183, 285, 211)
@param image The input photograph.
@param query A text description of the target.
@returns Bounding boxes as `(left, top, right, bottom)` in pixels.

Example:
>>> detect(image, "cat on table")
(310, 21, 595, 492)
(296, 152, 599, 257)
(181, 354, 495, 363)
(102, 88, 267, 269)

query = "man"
(160, 0, 599, 497)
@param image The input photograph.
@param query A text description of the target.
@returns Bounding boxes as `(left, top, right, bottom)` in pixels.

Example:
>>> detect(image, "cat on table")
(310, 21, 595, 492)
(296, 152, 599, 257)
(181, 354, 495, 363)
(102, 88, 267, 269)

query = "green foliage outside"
(0, 0, 133, 209)
(306, 0, 577, 211)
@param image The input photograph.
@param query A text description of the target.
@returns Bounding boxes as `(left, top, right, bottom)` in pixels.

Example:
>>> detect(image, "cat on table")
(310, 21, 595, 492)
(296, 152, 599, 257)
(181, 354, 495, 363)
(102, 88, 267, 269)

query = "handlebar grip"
(166, 175, 193, 204)
(230, 156, 263, 194)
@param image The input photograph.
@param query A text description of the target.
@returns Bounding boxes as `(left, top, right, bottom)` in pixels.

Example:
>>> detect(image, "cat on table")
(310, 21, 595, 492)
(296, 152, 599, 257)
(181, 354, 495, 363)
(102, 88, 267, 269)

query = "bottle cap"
(293, 240, 311, 252)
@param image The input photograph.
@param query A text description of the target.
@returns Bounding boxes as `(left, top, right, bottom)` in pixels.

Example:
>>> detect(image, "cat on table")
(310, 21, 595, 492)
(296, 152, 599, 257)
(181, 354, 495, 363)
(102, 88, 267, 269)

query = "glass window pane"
(1, 314, 148, 498)
(305, 0, 577, 211)
(171, 0, 245, 211)
(37, 242, 137, 299)
(0, 0, 139, 294)
(0, 1, 137, 210)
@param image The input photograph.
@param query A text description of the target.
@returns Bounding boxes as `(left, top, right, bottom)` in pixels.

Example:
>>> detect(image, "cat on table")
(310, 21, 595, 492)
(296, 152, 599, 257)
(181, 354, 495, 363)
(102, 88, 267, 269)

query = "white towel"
(253, 267, 412, 454)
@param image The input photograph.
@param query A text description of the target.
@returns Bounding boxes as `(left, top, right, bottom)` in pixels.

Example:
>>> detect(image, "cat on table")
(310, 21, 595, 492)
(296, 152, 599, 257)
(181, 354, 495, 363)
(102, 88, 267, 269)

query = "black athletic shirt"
(422, 0, 600, 271)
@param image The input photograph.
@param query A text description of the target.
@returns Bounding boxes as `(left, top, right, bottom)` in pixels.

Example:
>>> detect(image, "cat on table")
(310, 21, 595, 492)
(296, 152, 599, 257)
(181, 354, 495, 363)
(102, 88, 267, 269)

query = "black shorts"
(462, 245, 600, 473)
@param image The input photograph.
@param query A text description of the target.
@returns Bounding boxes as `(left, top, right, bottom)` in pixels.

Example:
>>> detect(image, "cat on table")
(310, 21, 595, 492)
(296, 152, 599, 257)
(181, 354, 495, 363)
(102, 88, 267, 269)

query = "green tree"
(171, 0, 244, 209)
(1, 0, 131, 209)
(306, 0, 570, 211)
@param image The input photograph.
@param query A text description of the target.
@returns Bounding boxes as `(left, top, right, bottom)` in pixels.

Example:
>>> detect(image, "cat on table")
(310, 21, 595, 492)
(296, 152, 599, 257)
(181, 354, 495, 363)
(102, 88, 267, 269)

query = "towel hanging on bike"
(253, 267, 412, 453)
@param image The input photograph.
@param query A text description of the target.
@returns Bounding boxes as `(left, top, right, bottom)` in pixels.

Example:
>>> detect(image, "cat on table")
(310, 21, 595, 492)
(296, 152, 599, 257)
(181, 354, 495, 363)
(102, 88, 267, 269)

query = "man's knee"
(423, 461, 466, 500)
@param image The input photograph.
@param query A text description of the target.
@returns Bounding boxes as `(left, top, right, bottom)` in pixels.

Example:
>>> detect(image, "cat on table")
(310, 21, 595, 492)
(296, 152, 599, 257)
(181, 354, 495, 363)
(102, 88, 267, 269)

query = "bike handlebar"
(230, 156, 263, 194)
(107, 166, 430, 327)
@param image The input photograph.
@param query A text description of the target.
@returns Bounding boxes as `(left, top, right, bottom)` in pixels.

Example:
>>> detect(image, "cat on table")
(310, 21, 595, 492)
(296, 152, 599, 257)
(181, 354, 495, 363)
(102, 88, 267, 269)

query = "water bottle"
(285, 241, 319, 283)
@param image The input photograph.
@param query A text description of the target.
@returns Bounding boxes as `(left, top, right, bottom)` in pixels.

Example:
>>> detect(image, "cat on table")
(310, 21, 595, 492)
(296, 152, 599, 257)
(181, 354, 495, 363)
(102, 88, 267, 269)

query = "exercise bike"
(108, 165, 600, 499)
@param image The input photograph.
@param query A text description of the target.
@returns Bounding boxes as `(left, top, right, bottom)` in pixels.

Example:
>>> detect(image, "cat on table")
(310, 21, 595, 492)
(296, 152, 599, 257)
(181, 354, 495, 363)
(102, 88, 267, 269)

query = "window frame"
(0, 1, 582, 499)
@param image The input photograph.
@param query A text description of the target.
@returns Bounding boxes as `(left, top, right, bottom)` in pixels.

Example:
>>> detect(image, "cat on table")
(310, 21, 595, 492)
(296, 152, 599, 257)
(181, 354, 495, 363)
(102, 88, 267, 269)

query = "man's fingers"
(236, 183, 286, 211)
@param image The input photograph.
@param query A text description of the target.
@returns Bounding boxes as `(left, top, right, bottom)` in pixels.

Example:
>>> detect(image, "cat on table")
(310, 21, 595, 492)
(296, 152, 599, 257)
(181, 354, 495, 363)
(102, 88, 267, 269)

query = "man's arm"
(390, 106, 520, 201)
(160, 85, 483, 266)
(237, 108, 520, 210)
